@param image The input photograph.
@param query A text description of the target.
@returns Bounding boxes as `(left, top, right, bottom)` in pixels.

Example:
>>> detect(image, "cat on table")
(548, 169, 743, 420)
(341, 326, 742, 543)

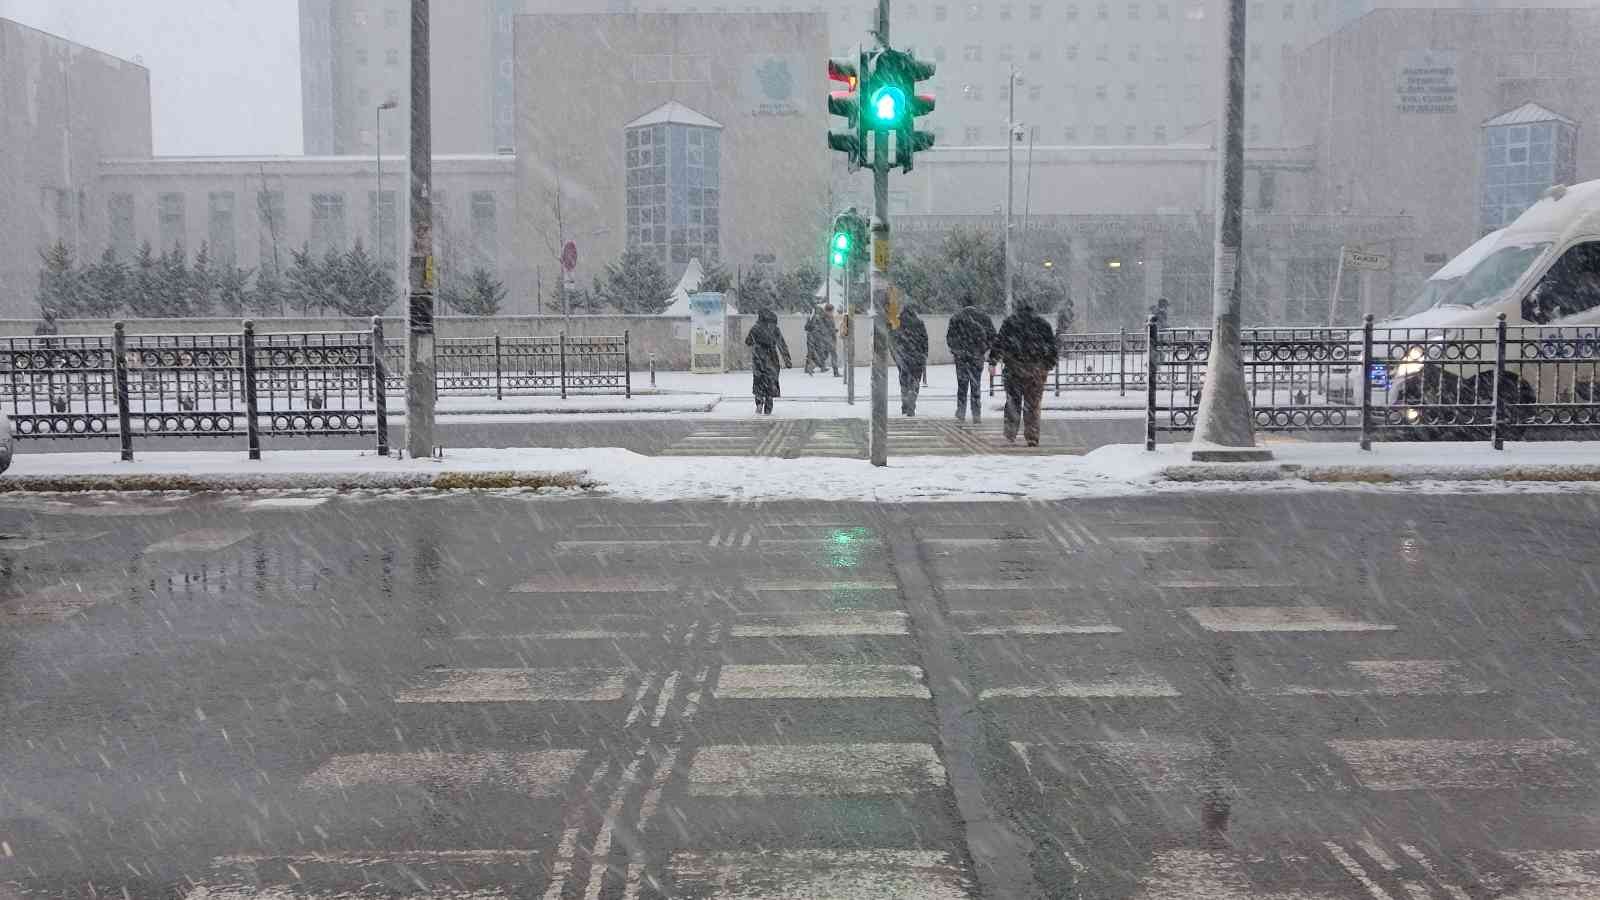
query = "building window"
(1125, 83, 1137, 101)
(1185, 82, 1200, 101)
(1283, 1, 1294, 18)
(386, 48, 399, 66)
(310, 193, 347, 256)
(1029, 3, 1042, 18)
(1251, 1, 1263, 18)
(1095, 83, 1108, 101)
(1096, 2, 1108, 18)
(626, 115, 721, 265)
(933, 46, 946, 62)
(356, 48, 369, 66)
(1154, 43, 1169, 62)
(207, 192, 236, 266)
(998, 44, 1014, 61)
(964, 44, 983, 61)
(1258, 170, 1277, 210)
(384, 7, 400, 27)
(964, 83, 983, 101)
(108, 194, 135, 259)
(1064, 125, 1078, 142)
(1184, 44, 1200, 62)
(1028, 46, 1043, 62)
(1066, 44, 1079, 60)
(1248, 124, 1260, 143)
(966, 3, 982, 20)
(1129, 2, 1141, 17)
(1065, 3, 1078, 19)
(1124, 125, 1138, 142)
(470, 191, 498, 268)
(964, 126, 983, 144)
(1249, 42, 1261, 62)
(1093, 125, 1109, 144)
(1481, 115, 1578, 233)
(1249, 82, 1262, 101)
(1128, 44, 1140, 62)
(1186, 4, 1204, 18)
(257, 190, 286, 275)
(1095, 44, 1109, 61)
(1028, 84, 1041, 101)
(158, 192, 186, 253)
(934, 4, 947, 20)
(1153, 124, 1168, 144)
(999, 2, 1012, 19)
(357, 87, 370, 107)
(369, 190, 399, 268)
(1156, 1, 1170, 18)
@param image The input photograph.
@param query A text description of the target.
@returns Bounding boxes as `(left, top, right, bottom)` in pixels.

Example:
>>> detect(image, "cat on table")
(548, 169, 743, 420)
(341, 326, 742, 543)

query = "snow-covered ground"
(8, 441, 1600, 500)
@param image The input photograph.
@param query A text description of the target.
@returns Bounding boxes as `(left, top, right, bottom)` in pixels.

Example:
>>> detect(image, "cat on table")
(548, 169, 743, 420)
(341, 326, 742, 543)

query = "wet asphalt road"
(2, 490, 1600, 898)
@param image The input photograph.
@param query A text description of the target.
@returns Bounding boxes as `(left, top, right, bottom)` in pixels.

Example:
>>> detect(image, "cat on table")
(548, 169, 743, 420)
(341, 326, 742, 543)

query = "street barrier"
(383, 332, 630, 399)
(1, 320, 389, 460)
(989, 330, 1149, 398)
(1143, 314, 1600, 450)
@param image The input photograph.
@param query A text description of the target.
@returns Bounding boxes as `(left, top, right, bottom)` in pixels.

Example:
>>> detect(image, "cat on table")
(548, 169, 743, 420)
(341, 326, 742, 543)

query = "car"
(1375, 180, 1600, 434)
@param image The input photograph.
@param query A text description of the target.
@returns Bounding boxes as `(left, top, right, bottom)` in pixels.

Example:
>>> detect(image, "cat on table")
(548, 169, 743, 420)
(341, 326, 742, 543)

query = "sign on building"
(1343, 247, 1391, 271)
(1396, 50, 1458, 114)
(746, 54, 807, 118)
(689, 292, 726, 373)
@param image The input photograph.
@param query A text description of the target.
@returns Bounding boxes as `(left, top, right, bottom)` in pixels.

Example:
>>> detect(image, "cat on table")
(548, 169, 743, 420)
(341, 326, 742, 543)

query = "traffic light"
(827, 53, 867, 168)
(830, 208, 866, 269)
(830, 228, 852, 268)
(869, 49, 937, 172)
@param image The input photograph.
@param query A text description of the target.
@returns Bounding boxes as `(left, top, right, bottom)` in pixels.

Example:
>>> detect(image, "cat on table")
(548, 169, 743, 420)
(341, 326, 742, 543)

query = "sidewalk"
(7, 440, 1600, 498)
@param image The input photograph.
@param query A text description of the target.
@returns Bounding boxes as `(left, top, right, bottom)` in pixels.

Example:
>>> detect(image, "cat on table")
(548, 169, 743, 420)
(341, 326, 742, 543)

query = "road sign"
(1343, 248, 1391, 272)
(561, 240, 578, 273)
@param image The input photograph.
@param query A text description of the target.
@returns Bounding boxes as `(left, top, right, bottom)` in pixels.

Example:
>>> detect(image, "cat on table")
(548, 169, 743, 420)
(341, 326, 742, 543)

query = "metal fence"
(384, 332, 630, 399)
(1, 320, 388, 460)
(990, 330, 1150, 397)
(1144, 313, 1600, 450)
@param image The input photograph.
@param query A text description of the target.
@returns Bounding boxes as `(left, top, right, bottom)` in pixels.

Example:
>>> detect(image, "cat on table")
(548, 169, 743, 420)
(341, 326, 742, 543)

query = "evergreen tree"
(189, 243, 217, 317)
(35, 241, 83, 331)
(286, 244, 331, 316)
(250, 265, 287, 316)
(156, 245, 192, 317)
(449, 267, 507, 316)
(215, 265, 254, 316)
(80, 248, 129, 318)
(734, 265, 780, 314)
(697, 258, 733, 295)
(127, 242, 163, 318)
(776, 263, 823, 312)
(332, 241, 393, 317)
(598, 248, 672, 315)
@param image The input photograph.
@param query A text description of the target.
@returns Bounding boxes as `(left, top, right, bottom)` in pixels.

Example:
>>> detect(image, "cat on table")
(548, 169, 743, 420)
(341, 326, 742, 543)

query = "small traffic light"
(869, 49, 937, 172)
(827, 54, 867, 168)
(830, 229, 852, 268)
(870, 84, 906, 126)
(830, 208, 867, 270)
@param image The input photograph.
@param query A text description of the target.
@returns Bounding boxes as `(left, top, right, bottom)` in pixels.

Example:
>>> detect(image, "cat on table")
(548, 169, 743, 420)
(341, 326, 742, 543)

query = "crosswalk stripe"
(1159, 573, 1296, 588)
(749, 579, 897, 591)
(715, 664, 931, 699)
(730, 611, 910, 637)
(669, 849, 974, 899)
(457, 627, 653, 640)
(585, 754, 646, 900)
(921, 537, 1049, 549)
(186, 851, 540, 899)
(511, 576, 674, 593)
(1011, 740, 1214, 791)
(623, 674, 660, 728)
(1112, 535, 1227, 550)
(1395, 843, 1471, 900)
(555, 539, 702, 551)
(1328, 738, 1589, 791)
(981, 673, 1181, 699)
(1187, 606, 1396, 633)
(244, 497, 329, 510)
(1131, 848, 1332, 899)
(145, 529, 252, 554)
(1274, 660, 1487, 696)
(1502, 850, 1600, 893)
(543, 762, 612, 900)
(650, 672, 680, 728)
(301, 749, 585, 794)
(950, 610, 1121, 636)
(395, 668, 629, 703)
(1325, 843, 1399, 900)
(687, 742, 947, 796)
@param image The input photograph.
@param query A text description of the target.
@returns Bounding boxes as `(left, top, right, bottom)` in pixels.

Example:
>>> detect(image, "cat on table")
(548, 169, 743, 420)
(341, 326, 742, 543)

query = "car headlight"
(1394, 346, 1426, 378)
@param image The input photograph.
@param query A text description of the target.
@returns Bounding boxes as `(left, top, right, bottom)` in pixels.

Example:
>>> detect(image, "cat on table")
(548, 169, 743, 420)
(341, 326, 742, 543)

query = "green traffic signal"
(870, 85, 906, 125)
(830, 230, 851, 267)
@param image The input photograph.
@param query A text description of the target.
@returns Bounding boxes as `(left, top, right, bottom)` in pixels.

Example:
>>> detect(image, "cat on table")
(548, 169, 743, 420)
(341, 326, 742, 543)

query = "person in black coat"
(989, 301, 1058, 446)
(892, 305, 930, 416)
(946, 298, 997, 423)
(745, 309, 792, 415)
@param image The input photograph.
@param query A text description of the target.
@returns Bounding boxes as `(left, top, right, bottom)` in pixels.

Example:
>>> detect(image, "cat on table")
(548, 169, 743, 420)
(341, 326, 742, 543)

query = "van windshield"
(1396, 242, 1550, 316)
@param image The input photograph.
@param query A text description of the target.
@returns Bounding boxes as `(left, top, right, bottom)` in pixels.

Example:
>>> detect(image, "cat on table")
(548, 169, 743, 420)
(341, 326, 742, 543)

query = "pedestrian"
(946, 296, 996, 423)
(1150, 297, 1170, 330)
(821, 303, 840, 376)
(745, 308, 792, 415)
(990, 301, 1058, 446)
(892, 305, 929, 416)
(803, 304, 831, 375)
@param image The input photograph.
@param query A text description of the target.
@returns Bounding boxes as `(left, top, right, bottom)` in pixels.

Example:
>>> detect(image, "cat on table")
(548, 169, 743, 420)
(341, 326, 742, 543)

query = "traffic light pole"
(405, 0, 437, 459)
(868, 0, 891, 468)
(844, 258, 855, 404)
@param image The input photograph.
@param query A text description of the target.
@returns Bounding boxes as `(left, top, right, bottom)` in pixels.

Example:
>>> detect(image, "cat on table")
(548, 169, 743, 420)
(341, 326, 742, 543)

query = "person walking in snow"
(946, 297, 996, 423)
(804, 304, 836, 375)
(745, 308, 792, 415)
(893, 305, 930, 416)
(990, 301, 1058, 446)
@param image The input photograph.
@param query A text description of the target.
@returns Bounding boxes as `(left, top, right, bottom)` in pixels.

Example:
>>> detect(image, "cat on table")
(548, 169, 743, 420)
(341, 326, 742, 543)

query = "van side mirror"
(1523, 283, 1553, 324)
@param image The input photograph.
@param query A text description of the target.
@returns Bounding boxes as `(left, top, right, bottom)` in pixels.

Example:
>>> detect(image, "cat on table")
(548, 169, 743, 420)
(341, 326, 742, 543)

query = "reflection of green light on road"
(827, 527, 873, 568)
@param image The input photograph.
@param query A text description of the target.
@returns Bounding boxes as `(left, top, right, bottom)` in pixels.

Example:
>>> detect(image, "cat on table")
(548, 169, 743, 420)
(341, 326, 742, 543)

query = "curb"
(1160, 463, 1600, 483)
(0, 470, 597, 494)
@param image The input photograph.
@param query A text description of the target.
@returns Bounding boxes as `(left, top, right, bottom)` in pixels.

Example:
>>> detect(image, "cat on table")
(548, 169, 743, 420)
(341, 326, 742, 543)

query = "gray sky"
(0, 0, 301, 156)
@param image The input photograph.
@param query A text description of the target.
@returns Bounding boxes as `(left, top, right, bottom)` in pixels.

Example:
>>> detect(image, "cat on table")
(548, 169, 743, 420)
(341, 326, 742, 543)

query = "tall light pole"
(1190, 0, 1266, 459)
(405, 0, 437, 459)
(375, 99, 397, 275)
(1004, 67, 1019, 314)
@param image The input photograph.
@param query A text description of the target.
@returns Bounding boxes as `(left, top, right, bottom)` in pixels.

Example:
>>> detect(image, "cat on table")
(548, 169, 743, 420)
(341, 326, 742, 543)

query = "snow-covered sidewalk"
(5, 441, 1600, 499)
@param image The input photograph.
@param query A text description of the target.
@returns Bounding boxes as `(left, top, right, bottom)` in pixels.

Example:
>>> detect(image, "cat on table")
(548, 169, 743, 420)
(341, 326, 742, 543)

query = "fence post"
(242, 321, 261, 460)
(1119, 327, 1128, 397)
(1145, 316, 1159, 451)
(1359, 314, 1374, 451)
(560, 332, 568, 400)
(494, 334, 504, 401)
(372, 316, 389, 457)
(624, 330, 632, 399)
(112, 321, 133, 461)
(1491, 312, 1507, 451)
(650, 352, 657, 388)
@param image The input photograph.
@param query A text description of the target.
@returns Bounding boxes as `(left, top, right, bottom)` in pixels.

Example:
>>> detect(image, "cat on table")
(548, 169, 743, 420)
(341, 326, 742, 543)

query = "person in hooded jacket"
(946, 298, 996, 423)
(744, 309, 792, 415)
(989, 301, 1058, 446)
(804, 304, 838, 375)
(892, 305, 930, 416)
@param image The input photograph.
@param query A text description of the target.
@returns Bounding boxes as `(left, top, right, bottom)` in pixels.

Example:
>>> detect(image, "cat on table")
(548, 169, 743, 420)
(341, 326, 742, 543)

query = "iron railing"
(383, 332, 630, 399)
(3, 320, 388, 460)
(1144, 314, 1600, 450)
(990, 330, 1149, 398)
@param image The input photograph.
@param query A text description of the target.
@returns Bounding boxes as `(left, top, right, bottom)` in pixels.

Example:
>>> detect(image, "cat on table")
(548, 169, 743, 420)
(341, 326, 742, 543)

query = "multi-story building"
(0, 17, 151, 311)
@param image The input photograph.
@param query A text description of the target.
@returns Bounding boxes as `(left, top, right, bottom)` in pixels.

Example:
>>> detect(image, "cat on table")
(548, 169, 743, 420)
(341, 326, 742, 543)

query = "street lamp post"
(375, 99, 398, 275)
(1004, 67, 1020, 314)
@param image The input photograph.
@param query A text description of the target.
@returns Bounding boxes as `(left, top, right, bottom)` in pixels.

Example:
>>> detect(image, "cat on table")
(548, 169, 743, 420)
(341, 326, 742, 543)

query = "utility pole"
(405, 0, 437, 459)
(1190, 0, 1265, 459)
(376, 99, 397, 275)
(869, 0, 892, 467)
(1004, 67, 1018, 314)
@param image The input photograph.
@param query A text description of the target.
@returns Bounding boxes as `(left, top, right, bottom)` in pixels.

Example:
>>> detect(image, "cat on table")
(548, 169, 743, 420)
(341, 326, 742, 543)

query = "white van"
(1377, 180, 1600, 425)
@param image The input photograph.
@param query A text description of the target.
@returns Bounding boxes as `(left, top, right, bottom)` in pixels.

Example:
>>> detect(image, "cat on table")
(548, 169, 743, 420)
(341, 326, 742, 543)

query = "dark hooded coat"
(745, 309, 792, 399)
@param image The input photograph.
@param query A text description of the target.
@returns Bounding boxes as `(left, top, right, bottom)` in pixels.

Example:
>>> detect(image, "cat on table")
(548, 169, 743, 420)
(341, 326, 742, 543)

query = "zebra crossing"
(164, 507, 1600, 899)
(656, 418, 1085, 458)
(658, 421, 790, 457)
